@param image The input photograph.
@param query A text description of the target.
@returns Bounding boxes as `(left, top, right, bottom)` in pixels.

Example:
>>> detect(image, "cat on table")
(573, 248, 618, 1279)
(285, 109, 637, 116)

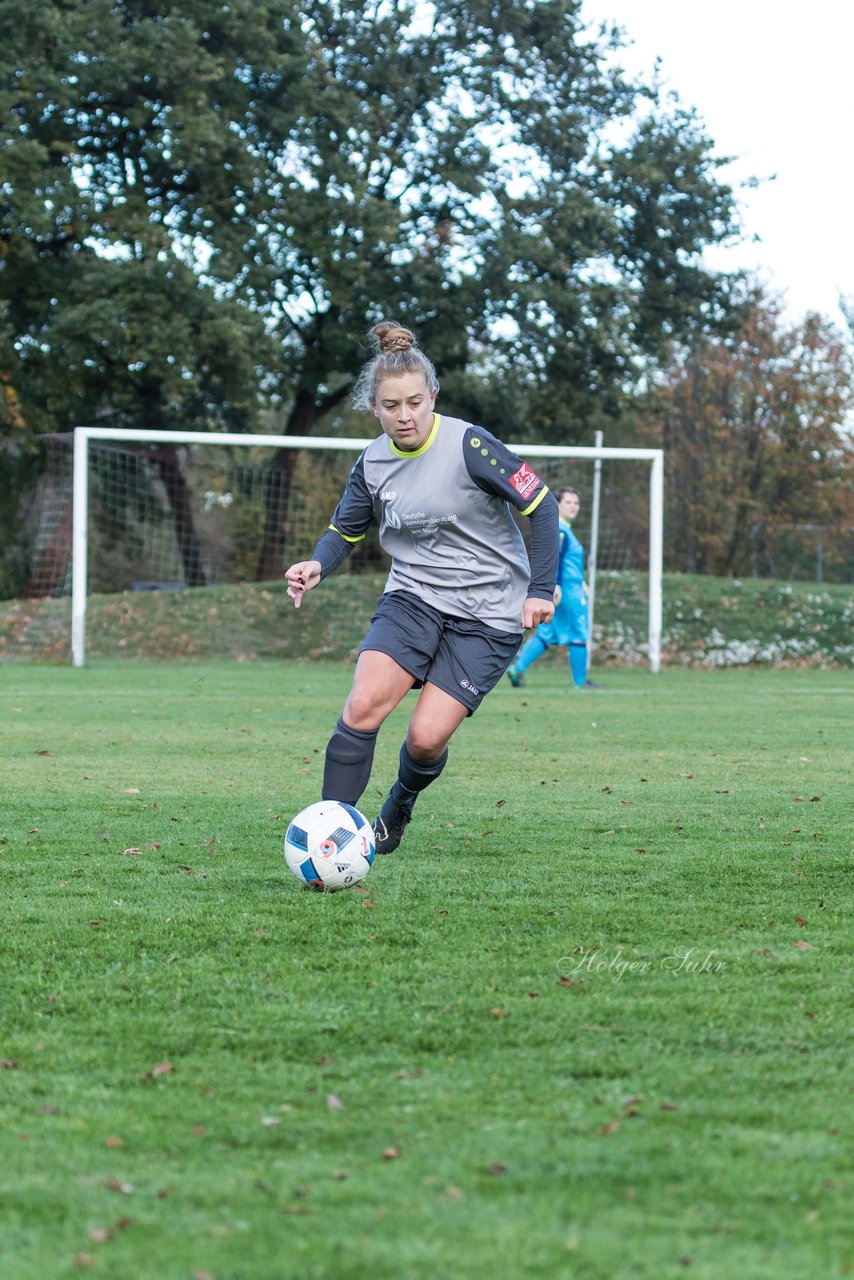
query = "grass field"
(2, 661, 851, 1279)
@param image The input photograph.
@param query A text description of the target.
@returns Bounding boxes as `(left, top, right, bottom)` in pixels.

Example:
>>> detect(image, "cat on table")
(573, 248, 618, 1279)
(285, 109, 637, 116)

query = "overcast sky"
(581, 0, 854, 330)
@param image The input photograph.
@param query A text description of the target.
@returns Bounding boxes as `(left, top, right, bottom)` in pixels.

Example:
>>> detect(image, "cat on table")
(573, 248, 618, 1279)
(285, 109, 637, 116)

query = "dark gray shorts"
(360, 591, 522, 714)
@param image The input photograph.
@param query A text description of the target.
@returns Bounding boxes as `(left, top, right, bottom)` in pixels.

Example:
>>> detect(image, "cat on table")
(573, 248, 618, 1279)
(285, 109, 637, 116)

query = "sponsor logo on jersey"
(380, 489, 396, 501)
(384, 506, 402, 530)
(510, 461, 542, 501)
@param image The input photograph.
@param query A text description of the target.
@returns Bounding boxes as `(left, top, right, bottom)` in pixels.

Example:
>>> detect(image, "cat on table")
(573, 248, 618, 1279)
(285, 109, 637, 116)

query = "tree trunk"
(25, 496, 73, 597)
(147, 443, 207, 587)
(255, 382, 353, 582)
(24, 434, 73, 598)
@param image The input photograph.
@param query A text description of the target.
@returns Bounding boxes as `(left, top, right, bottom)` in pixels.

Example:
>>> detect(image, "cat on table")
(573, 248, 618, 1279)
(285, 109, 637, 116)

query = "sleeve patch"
(510, 461, 543, 502)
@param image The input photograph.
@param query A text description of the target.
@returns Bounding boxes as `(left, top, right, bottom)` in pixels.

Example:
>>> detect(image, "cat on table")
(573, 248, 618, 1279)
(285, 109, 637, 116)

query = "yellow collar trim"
(389, 412, 440, 459)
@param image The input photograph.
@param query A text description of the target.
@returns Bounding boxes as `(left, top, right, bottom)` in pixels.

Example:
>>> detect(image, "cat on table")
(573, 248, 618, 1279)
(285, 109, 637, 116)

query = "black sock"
(395, 742, 449, 798)
(322, 717, 378, 805)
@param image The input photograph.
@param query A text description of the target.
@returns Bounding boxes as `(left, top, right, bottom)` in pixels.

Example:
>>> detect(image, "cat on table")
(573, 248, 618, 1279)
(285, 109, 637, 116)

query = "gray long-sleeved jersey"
(311, 414, 558, 633)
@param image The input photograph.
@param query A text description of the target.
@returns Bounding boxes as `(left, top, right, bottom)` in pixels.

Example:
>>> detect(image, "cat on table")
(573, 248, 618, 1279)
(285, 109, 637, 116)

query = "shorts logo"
(460, 678, 480, 695)
(510, 461, 542, 501)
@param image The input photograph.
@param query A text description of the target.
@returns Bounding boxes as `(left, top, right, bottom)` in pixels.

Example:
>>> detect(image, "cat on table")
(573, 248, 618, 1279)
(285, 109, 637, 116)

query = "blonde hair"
(352, 321, 439, 410)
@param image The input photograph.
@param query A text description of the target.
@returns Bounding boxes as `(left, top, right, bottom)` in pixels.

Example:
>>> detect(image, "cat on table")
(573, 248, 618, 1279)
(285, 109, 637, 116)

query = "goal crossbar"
(71, 426, 664, 671)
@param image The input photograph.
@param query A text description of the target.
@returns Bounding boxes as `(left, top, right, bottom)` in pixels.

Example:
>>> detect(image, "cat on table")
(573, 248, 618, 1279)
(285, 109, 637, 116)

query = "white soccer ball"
(284, 800, 375, 892)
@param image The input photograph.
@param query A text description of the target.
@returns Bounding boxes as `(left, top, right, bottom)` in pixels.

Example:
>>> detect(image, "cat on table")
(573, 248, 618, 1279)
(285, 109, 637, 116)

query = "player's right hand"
(284, 560, 322, 608)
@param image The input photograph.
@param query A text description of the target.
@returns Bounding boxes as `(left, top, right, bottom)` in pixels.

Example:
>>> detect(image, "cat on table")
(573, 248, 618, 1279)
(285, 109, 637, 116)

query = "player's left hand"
(521, 596, 554, 629)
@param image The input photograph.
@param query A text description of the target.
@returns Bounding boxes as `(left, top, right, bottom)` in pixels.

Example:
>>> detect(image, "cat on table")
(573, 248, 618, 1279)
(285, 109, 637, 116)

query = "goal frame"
(70, 426, 664, 670)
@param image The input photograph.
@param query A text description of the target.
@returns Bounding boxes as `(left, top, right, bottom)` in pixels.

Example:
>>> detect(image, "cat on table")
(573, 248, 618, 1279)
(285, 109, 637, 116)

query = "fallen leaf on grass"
(659, 1101, 679, 1111)
(488, 1162, 508, 1176)
(105, 1135, 124, 1148)
(795, 940, 814, 951)
(495, 799, 506, 809)
(382, 1146, 401, 1160)
(118, 848, 142, 857)
(326, 1093, 344, 1110)
(796, 916, 808, 927)
(74, 1253, 96, 1268)
(145, 1062, 175, 1079)
(124, 788, 141, 795)
(490, 1008, 508, 1018)
(103, 1178, 134, 1194)
(1, 1059, 20, 1069)
(601, 1119, 620, 1136)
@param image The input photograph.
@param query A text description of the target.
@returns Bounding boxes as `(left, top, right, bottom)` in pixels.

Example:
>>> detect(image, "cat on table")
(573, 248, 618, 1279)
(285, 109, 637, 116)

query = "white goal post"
(70, 426, 664, 671)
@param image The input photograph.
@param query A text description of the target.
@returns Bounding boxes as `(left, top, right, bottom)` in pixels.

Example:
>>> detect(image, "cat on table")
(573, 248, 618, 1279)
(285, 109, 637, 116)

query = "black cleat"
(373, 784, 417, 855)
(506, 665, 525, 688)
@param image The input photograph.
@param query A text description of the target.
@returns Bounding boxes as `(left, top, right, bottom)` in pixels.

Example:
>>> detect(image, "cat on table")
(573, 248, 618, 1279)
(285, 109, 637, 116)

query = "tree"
(641, 295, 854, 577)
(2, 0, 746, 586)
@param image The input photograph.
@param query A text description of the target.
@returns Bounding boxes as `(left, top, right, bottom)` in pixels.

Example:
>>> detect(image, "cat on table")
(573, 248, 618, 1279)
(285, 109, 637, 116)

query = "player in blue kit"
(506, 487, 593, 689)
(284, 321, 558, 854)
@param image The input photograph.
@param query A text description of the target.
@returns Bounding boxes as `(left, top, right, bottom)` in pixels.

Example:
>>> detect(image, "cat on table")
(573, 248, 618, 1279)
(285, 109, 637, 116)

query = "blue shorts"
(360, 591, 522, 714)
(536, 586, 589, 647)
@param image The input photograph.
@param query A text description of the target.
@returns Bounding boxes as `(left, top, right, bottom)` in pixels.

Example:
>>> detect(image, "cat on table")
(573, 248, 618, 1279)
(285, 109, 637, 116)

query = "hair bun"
(371, 322, 415, 354)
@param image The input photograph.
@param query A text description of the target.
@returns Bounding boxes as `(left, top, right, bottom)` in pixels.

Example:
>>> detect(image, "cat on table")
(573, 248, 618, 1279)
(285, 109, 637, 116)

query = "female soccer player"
(505, 486, 593, 689)
(284, 321, 558, 854)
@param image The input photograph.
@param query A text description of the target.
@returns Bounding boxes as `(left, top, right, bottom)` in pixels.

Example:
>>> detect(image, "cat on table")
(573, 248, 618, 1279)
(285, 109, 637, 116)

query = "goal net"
(7, 428, 663, 668)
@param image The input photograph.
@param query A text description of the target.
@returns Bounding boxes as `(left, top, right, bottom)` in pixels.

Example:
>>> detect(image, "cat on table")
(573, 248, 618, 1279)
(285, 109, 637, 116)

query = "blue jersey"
(536, 517, 588, 646)
(557, 518, 585, 591)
